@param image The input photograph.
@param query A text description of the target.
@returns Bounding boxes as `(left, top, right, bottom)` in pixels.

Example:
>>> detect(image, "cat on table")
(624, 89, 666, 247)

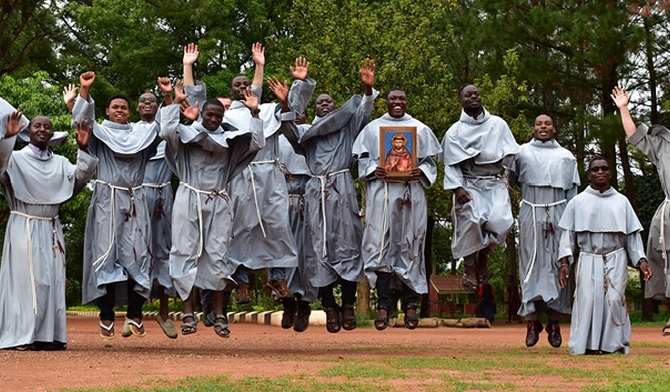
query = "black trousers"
(97, 278, 146, 321)
(375, 271, 419, 310)
(319, 279, 357, 308)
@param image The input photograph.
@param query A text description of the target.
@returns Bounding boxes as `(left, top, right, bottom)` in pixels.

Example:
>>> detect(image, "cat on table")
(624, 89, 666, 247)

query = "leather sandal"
(181, 313, 198, 335)
(375, 307, 389, 331)
(324, 307, 341, 333)
(403, 303, 419, 330)
(341, 303, 357, 331)
(213, 314, 230, 338)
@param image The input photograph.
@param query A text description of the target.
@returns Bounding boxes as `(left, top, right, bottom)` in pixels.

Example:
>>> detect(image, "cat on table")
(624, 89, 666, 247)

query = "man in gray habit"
(352, 89, 441, 331)
(558, 155, 652, 355)
(279, 59, 378, 333)
(73, 71, 166, 339)
(612, 86, 670, 336)
(439, 84, 519, 292)
(0, 101, 97, 350)
(507, 114, 579, 348)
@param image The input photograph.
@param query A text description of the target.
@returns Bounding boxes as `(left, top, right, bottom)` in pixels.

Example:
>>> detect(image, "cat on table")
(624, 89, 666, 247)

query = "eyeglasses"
(589, 166, 610, 173)
(138, 97, 157, 103)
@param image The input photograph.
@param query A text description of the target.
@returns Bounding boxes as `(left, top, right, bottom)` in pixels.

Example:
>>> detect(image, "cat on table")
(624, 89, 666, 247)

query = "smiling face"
(230, 76, 251, 101)
(106, 98, 131, 124)
(26, 116, 53, 150)
(386, 90, 407, 118)
(201, 102, 225, 131)
(458, 84, 482, 114)
(532, 114, 556, 142)
(136, 92, 158, 121)
(315, 94, 336, 117)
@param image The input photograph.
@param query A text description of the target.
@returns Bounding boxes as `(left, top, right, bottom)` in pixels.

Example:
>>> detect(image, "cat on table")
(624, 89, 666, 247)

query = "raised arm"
(611, 86, 637, 138)
(157, 77, 173, 106)
(268, 77, 290, 113)
(183, 43, 199, 87)
(78, 71, 95, 101)
(63, 84, 77, 112)
(360, 58, 375, 97)
(251, 42, 265, 89)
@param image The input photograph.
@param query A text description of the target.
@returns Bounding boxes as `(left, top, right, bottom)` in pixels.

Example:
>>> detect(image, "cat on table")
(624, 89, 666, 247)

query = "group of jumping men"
(0, 43, 667, 356)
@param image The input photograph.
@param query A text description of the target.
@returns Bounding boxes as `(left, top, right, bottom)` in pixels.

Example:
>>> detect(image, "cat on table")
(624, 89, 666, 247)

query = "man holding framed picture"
(353, 89, 441, 331)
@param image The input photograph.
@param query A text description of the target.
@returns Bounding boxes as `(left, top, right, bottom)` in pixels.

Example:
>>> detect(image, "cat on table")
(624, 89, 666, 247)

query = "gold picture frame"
(379, 126, 418, 179)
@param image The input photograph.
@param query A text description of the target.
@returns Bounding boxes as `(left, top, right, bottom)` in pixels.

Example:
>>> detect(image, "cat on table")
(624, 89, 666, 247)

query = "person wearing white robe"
(612, 86, 670, 335)
(278, 59, 378, 333)
(507, 114, 579, 348)
(352, 89, 441, 331)
(558, 156, 651, 355)
(161, 84, 265, 338)
(439, 84, 520, 292)
(73, 72, 163, 339)
(0, 102, 97, 349)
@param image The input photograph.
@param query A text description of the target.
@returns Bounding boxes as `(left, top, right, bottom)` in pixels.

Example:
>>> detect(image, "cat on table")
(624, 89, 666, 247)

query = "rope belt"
(313, 168, 350, 257)
(248, 159, 278, 238)
(659, 199, 670, 276)
(463, 175, 500, 180)
(92, 180, 143, 273)
(520, 199, 566, 283)
(574, 247, 626, 330)
(141, 182, 170, 189)
(10, 211, 59, 314)
(180, 181, 229, 262)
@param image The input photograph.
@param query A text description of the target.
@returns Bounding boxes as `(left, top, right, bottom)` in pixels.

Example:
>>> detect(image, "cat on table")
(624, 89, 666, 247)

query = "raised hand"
(80, 72, 95, 89)
(252, 42, 265, 66)
(611, 86, 629, 109)
(173, 80, 187, 104)
(359, 58, 376, 88)
(157, 77, 172, 93)
(63, 84, 78, 110)
(267, 77, 289, 102)
(6, 110, 25, 138)
(180, 99, 200, 122)
(241, 87, 259, 111)
(290, 57, 309, 81)
(75, 118, 91, 150)
(183, 43, 199, 66)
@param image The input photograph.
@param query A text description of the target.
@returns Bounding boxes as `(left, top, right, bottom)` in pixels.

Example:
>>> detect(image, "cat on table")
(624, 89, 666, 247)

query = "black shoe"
(294, 302, 311, 332)
(525, 321, 542, 347)
(281, 297, 298, 329)
(546, 323, 562, 348)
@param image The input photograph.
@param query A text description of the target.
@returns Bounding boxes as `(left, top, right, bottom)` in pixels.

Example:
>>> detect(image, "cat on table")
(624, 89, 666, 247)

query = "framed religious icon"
(379, 126, 418, 179)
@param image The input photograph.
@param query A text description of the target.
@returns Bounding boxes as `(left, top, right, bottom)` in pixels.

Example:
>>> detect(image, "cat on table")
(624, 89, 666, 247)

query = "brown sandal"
(375, 308, 389, 331)
(324, 307, 341, 333)
(403, 303, 419, 330)
(341, 303, 357, 331)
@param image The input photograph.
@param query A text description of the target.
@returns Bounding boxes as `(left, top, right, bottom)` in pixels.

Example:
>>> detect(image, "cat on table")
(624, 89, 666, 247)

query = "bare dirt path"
(1, 316, 669, 391)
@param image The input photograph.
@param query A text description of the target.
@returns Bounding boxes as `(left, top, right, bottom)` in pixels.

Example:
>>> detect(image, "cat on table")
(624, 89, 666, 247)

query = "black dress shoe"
(525, 321, 542, 347)
(546, 323, 562, 348)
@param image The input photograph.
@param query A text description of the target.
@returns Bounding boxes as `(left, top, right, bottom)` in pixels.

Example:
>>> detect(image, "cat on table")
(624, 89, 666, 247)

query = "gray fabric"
(0, 136, 97, 349)
(439, 108, 519, 258)
(353, 113, 441, 293)
(224, 79, 315, 273)
(281, 89, 378, 286)
(0, 97, 29, 136)
(74, 95, 161, 305)
(558, 186, 646, 355)
(627, 123, 670, 300)
(507, 138, 579, 317)
(279, 135, 317, 302)
(143, 141, 175, 296)
(160, 104, 265, 299)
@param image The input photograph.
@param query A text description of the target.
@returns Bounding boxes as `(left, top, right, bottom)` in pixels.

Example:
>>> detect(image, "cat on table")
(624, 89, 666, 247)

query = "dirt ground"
(1, 316, 669, 391)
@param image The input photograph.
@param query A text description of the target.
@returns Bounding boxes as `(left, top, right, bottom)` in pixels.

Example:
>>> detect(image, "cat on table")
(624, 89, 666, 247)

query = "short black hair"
(203, 98, 225, 112)
(386, 89, 406, 100)
(106, 93, 130, 108)
(588, 154, 607, 169)
(457, 83, 476, 99)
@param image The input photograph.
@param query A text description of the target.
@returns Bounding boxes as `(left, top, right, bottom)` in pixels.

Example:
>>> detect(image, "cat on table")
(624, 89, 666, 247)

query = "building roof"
(430, 274, 472, 294)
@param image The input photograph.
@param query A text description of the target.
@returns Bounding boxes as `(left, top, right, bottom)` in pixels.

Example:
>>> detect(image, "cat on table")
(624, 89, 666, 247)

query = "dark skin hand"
(455, 187, 473, 204)
(375, 166, 422, 181)
(558, 258, 652, 288)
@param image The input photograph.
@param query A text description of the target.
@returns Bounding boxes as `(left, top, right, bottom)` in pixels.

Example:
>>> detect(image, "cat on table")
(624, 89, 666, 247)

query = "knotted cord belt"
(10, 211, 59, 315)
(520, 199, 566, 283)
(92, 180, 143, 273)
(313, 169, 350, 257)
(248, 159, 279, 238)
(179, 181, 229, 262)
